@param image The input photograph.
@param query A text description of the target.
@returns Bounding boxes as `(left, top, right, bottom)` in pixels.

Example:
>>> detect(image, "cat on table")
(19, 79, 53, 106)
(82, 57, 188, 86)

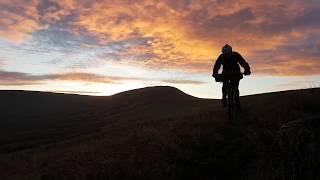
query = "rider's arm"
(212, 55, 223, 77)
(235, 52, 250, 73)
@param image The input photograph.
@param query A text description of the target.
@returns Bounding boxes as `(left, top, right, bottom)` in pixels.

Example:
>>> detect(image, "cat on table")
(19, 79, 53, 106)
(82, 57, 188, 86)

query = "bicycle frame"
(214, 72, 245, 120)
(226, 80, 237, 120)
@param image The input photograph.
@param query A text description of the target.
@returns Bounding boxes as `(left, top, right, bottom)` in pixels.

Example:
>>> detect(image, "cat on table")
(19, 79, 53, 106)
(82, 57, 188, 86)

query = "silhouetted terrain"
(0, 86, 320, 180)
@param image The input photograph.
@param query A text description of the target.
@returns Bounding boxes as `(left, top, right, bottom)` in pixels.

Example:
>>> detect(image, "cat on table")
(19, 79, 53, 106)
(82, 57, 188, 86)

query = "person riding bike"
(212, 44, 251, 108)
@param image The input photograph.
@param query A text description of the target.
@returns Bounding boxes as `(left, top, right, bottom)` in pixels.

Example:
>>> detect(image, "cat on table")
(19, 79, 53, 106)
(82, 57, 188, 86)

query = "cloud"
(70, 0, 320, 76)
(161, 79, 205, 85)
(0, 0, 77, 43)
(0, 11, 43, 43)
(74, 1, 216, 71)
(0, 0, 43, 43)
(0, 58, 5, 68)
(1, 0, 320, 76)
(0, 70, 44, 85)
(0, 70, 204, 86)
(247, 32, 320, 76)
(36, 0, 76, 23)
(52, 90, 100, 94)
(0, 71, 123, 85)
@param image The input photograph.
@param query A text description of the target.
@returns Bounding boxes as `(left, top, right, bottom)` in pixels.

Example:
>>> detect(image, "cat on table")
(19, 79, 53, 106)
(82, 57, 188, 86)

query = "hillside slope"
(0, 86, 215, 152)
(0, 87, 320, 180)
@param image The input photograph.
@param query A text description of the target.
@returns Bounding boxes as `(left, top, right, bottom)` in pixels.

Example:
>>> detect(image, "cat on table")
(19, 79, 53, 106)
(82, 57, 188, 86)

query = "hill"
(0, 86, 320, 179)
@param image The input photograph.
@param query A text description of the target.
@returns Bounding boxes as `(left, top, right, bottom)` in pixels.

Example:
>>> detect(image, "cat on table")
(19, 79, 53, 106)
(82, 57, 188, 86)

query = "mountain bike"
(214, 72, 244, 120)
(225, 77, 238, 120)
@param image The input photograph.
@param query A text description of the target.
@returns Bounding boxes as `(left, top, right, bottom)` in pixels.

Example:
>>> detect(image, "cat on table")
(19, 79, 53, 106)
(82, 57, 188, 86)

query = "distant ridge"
(1, 86, 319, 99)
(0, 86, 192, 98)
(111, 86, 197, 101)
(241, 87, 320, 97)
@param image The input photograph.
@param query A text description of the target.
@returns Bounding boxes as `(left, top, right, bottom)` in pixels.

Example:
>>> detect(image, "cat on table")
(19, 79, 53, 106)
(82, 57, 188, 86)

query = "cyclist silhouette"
(212, 44, 251, 108)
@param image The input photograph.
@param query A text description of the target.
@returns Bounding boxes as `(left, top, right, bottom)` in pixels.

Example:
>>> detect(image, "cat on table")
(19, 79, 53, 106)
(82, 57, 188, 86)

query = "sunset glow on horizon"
(1, 0, 320, 98)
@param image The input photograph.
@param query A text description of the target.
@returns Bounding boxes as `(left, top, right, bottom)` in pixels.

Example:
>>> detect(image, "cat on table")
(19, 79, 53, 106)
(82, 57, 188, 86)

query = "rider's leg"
(222, 80, 227, 107)
(231, 80, 240, 108)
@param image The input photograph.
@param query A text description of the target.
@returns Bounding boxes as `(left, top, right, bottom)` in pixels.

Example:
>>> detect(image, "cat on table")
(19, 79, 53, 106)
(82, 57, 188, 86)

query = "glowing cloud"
(72, 0, 320, 75)
(0, 70, 204, 86)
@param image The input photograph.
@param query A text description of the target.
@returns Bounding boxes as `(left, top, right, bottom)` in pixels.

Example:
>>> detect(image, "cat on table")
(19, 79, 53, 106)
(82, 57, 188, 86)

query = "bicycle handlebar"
(212, 72, 248, 77)
(212, 72, 250, 82)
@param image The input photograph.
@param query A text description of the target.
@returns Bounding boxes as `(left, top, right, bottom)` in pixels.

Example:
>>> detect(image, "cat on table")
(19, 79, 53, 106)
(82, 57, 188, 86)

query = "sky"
(0, 0, 320, 98)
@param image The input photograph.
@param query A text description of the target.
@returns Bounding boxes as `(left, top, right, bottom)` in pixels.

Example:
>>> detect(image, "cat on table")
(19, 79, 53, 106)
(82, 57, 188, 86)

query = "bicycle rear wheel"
(227, 83, 237, 120)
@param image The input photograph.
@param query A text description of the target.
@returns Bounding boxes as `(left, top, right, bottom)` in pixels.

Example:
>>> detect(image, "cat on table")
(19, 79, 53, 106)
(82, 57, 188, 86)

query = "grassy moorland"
(0, 86, 320, 180)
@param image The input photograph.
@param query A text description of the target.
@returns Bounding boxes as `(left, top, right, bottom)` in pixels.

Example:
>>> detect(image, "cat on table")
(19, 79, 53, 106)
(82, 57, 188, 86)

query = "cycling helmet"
(222, 44, 232, 54)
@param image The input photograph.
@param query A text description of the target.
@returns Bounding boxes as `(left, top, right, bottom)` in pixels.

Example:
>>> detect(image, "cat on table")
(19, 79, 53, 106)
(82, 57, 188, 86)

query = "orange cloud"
(1, 0, 319, 76)
(72, 0, 320, 76)
(0, 7, 43, 43)
(0, 0, 75, 43)
(254, 58, 320, 76)
(75, 1, 217, 70)
(0, 70, 204, 86)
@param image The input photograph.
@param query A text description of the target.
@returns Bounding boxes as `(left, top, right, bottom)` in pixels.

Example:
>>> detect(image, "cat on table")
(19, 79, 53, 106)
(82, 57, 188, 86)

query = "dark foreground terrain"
(1, 86, 320, 180)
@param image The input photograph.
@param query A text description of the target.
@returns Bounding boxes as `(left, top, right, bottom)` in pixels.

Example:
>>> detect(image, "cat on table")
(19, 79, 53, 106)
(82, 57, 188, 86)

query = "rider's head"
(222, 44, 232, 55)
